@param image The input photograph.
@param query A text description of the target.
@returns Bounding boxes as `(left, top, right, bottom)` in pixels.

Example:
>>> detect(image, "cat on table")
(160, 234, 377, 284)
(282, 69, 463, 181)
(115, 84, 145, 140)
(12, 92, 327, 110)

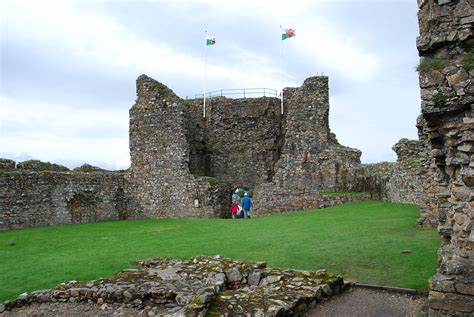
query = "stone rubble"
(1, 256, 346, 316)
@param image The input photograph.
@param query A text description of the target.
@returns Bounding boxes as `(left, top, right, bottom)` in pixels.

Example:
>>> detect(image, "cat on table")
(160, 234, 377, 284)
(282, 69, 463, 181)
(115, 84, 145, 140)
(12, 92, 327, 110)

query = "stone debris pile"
(1, 255, 346, 316)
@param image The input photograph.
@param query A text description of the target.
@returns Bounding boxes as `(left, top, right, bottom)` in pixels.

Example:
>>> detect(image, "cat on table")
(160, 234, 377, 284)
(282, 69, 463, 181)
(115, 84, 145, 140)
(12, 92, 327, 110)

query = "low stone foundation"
(1, 256, 346, 316)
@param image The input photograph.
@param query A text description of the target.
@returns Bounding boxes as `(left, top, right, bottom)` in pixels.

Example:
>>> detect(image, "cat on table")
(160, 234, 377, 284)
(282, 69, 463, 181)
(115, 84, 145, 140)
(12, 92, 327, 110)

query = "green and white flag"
(206, 35, 216, 45)
(281, 28, 295, 40)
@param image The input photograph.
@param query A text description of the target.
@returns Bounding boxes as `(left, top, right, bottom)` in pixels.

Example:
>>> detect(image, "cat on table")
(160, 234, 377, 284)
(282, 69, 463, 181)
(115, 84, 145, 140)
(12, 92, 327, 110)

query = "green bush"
(461, 48, 474, 70)
(234, 187, 248, 197)
(416, 57, 445, 72)
(433, 92, 447, 108)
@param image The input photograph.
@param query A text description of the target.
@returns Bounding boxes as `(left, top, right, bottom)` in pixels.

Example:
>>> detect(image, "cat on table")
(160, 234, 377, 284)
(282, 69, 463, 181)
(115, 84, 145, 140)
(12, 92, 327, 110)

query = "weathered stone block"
(0, 159, 15, 170)
(437, 0, 452, 5)
(429, 290, 474, 312)
(430, 275, 456, 293)
(225, 268, 242, 283)
(455, 282, 474, 296)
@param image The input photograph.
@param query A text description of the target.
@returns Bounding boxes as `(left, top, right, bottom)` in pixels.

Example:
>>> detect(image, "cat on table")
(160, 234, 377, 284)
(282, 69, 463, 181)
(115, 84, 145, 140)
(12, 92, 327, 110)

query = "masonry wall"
(0, 75, 364, 229)
(125, 75, 231, 219)
(357, 136, 440, 226)
(416, 0, 474, 314)
(253, 77, 362, 216)
(184, 97, 283, 189)
(129, 75, 363, 218)
(0, 159, 126, 231)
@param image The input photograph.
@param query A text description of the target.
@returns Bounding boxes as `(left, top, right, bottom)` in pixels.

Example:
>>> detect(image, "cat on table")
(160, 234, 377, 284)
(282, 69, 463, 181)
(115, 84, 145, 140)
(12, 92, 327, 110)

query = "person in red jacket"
(230, 202, 240, 219)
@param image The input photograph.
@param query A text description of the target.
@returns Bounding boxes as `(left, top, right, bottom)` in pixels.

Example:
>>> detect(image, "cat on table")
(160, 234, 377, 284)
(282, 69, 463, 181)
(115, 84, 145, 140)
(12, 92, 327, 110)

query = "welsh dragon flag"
(206, 35, 216, 45)
(281, 28, 295, 40)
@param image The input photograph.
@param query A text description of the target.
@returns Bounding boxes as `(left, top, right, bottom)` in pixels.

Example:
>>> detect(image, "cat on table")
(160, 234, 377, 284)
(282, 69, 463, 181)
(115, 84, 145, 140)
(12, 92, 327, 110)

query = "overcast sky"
(0, 0, 421, 170)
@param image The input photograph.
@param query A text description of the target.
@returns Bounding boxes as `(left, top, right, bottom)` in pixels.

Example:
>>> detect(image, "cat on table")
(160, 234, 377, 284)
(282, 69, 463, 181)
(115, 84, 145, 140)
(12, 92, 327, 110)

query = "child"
(230, 202, 239, 219)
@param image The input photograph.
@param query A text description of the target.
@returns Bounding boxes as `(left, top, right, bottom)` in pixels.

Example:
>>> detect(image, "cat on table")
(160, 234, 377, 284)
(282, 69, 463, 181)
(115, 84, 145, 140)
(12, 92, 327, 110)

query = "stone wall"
(416, 0, 474, 314)
(0, 159, 126, 231)
(184, 96, 283, 189)
(356, 137, 439, 226)
(253, 77, 362, 215)
(0, 74, 364, 229)
(125, 75, 231, 219)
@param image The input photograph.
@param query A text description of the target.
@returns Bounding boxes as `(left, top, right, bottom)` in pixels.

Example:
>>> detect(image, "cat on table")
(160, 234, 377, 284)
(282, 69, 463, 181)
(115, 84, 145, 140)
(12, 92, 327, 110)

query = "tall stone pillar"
(416, 0, 474, 315)
(254, 77, 361, 215)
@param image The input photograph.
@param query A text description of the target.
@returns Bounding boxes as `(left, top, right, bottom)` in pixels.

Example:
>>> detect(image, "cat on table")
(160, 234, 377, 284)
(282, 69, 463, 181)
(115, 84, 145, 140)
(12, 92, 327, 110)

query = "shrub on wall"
(433, 92, 447, 108)
(416, 57, 445, 72)
(461, 48, 474, 70)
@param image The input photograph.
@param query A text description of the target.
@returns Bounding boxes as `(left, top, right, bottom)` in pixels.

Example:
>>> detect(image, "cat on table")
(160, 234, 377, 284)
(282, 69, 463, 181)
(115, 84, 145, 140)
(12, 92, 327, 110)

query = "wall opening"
(67, 191, 100, 224)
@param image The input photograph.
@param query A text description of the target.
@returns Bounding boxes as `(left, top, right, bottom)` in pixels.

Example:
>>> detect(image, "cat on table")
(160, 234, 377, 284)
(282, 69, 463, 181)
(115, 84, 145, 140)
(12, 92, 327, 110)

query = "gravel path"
(307, 287, 426, 317)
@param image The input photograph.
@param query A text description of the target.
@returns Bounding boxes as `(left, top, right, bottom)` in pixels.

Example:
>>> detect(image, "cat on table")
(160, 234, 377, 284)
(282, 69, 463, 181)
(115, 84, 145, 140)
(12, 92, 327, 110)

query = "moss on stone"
(73, 164, 108, 173)
(203, 176, 224, 186)
(16, 160, 69, 172)
(416, 57, 445, 72)
(461, 48, 474, 70)
(319, 192, 368, 197)
(433, 92, 447, 108)
(399, 158, 423, 170)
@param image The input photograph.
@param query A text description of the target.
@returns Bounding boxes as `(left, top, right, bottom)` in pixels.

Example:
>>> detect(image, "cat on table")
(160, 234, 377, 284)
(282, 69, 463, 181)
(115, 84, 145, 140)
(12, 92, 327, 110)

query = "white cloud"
(0, 96, 130, 169)
(2, 1, 295, 93)
(1, 0, 421, 167)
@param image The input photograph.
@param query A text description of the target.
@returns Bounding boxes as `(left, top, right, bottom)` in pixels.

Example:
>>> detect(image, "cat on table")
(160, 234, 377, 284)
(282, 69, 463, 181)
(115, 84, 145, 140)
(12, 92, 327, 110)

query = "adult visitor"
(241, 192, 253, 219)
(232, 189, 241, 205)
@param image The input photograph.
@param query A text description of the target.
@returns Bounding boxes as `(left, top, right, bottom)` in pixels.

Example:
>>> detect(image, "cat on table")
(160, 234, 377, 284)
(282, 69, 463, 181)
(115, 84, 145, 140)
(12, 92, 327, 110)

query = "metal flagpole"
(203, 31, 208, 118)
(280, 26, 284, 115)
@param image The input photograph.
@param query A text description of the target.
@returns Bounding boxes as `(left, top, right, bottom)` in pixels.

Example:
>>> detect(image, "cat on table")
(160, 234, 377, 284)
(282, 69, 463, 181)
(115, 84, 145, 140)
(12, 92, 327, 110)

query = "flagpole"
(203, 31, 207, 118)
(280, 26, 284, 115)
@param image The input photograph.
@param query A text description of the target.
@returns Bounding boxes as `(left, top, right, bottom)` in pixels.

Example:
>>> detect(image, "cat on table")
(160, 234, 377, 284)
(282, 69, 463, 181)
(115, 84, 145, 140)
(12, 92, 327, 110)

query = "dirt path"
(307, 287, 426, 317)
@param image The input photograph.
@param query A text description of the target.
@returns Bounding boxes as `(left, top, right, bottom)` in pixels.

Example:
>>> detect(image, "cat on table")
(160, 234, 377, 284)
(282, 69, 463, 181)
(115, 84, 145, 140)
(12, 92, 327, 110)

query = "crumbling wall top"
(135, 74, 181, 107)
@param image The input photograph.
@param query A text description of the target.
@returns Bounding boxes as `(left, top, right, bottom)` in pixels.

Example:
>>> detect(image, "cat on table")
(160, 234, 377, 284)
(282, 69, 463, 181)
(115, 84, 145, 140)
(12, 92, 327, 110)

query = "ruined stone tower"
(125, 75, 361, 218)
(125, 75, 230, 219)
(254, 77, 362, 215)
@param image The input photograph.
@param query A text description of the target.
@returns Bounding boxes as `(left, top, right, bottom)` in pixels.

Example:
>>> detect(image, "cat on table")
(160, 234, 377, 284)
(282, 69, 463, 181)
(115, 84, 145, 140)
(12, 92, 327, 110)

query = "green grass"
(0, 201, 440, 302)
(319, 191, 368, 196)
(461, 48, 474, 70)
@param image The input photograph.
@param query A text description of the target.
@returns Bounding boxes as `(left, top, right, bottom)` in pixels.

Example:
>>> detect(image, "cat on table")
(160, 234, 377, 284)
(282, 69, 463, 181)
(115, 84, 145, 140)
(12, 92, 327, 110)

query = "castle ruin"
(0, 74, 441, 228)
(1, 1, 473, 312)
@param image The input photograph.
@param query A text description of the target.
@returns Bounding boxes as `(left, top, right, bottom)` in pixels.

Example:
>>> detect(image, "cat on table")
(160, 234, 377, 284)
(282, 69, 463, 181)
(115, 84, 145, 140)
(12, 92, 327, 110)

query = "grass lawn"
(0, 200, 440, 302)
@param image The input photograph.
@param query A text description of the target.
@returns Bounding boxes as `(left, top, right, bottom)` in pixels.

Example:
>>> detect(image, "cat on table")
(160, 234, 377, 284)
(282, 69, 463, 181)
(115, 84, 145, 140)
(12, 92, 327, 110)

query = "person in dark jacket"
(241, 192, 253, 218)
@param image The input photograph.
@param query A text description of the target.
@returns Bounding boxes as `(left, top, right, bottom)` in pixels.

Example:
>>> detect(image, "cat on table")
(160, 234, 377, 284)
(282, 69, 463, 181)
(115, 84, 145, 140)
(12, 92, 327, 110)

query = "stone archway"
(67, 191, 99, 224)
